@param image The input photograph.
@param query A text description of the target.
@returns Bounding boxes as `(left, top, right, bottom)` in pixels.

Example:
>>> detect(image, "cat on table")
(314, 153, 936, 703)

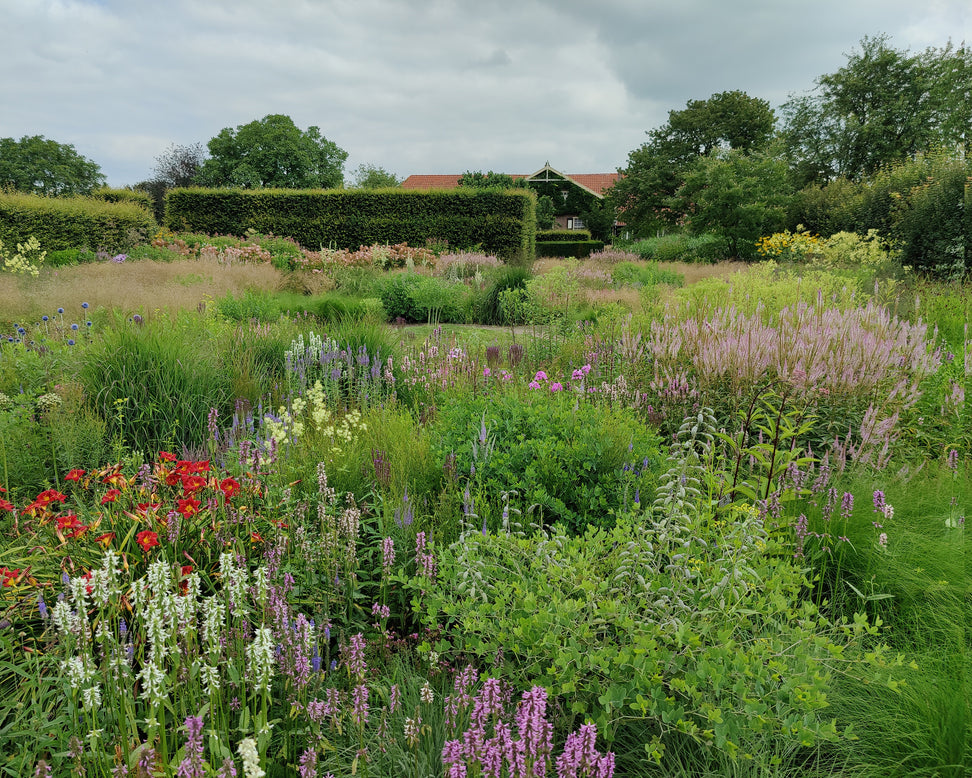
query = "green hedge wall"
(536, 240, 605, 258)
(0, 191, 156, 252)
(90, 187, 154, 212)
(537, 228, 592, 242)
(165, 188, 536, 261)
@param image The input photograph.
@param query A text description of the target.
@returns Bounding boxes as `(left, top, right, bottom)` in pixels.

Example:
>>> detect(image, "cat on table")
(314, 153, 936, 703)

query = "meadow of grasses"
(0, 229, 967, 777)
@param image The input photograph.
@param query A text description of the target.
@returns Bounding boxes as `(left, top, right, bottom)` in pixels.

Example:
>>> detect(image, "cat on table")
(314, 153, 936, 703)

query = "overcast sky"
(2, 0, 968, 187)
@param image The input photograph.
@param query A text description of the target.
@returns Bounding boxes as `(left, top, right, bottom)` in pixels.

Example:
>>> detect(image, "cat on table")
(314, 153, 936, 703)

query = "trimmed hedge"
(165, 188, 536, 261)
(537, 228, 591, 242)
(90, 187, 154, 212)
(536, 240, 605, 258)
(0, 191, 156, 252)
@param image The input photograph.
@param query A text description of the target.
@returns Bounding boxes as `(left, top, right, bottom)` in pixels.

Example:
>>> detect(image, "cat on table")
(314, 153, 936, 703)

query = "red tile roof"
(567, 173, 620, 196)
(400, 171, 619, 196)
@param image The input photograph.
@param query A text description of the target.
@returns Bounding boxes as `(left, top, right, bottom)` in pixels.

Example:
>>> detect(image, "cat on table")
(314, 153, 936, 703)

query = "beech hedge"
(0, 191, 156, 252)
(165, 187, 536, 261)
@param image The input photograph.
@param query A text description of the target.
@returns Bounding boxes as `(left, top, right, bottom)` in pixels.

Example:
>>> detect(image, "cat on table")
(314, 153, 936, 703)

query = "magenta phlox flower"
(549, 382, 563, 392)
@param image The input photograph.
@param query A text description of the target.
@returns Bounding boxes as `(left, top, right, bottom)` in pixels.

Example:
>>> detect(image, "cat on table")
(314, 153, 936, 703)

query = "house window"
(572, 217, 585, 229)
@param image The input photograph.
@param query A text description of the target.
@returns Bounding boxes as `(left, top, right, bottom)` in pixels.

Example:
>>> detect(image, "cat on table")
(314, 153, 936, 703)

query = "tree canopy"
(608, 91, 775, 235)
(196, 114, 347, 189)
(457, 171, 528, 189)
(0, 135, 105, 196)
(349, 164, 401, 189)
(781, 36, 971, 184)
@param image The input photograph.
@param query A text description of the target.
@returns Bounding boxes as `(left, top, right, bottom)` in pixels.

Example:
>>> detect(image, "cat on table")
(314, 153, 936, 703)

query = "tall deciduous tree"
(197, 114, 347, 189)
(136, 143, 208, 220)
(0, 135, 105, 195)
(781, 36, 971, 185)
(676, 149, 793, 259)
(350, 164, 401, 189)
(609, 91, 775, 235)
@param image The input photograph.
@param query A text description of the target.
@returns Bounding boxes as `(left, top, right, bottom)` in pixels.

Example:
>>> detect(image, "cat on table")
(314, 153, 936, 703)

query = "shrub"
(535, 240, 605, 258)
(416, 506, 887, 770)
(627, 233, 726, 263)
(432, 390, 663, 533)
(537, 228, 592, 242)
(475, 265, 532, 325)
(376, 273, 469, 323)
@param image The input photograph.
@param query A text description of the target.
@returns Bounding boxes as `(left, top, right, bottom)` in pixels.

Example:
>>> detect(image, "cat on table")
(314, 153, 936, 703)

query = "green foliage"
(89, 187, 153, 212)
(432, 391, 662, 533)
(537, 229, 592, 242)
(790, 152, 970, 280)
(78, 314, 237, 453)
(625, 232, 727, 263)
(475, 265, 532, 325)
(610, 261, 683, 289)
(418, 506, 874, 769)
(349, 163, 401, 189)
(197, 114, 348, 189)
(535, 194, 556, 230)
(0, 191, 156, 253)
(457, 170, 529, 189)
(165, 187, 536, 261)
(376, 273, 469, 323)
(782, 36, 971, 184)
(535, 240, 605, 258)
(892, 156, 970, 278)
(676, 150, 793, 259)
(0, 134, 105, 195)
(610, 90, 776, 235)
(215, 289, 375, 324)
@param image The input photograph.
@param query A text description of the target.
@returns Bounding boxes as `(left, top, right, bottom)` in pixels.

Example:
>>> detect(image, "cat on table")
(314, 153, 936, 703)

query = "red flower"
(0, 499, 14, 512)
(220, 477, 240, 499)
(181, 565, 193, 577)
(35, 489, 67, 506)
(137, 502, 161, 514)
(56, 514, 82, 531)
(65, 524, 90, 539)
(191, 460, 211, 474)
(65, 469, 86, 481)
(101, 489, 121, 504)
(94, 532, 116, 546)
(0, 567, 21, 587)
(136, 530, 159, 552)
(181, 475, 207, 495)
(177, 497, 201, 518)
(250, 531, 264, 543)
(102, 472, 127, 487)
(158, 451, 177, 462)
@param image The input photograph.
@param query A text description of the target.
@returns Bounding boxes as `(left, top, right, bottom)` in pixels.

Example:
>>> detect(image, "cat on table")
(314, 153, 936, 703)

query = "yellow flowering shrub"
(755, 227, 822, 262)
(1, 236, 46, 276)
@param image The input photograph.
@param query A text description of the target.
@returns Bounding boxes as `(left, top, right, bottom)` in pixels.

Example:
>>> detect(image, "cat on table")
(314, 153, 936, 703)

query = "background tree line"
(607, 35, 970, 276)
(1, 35, 968, 275)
